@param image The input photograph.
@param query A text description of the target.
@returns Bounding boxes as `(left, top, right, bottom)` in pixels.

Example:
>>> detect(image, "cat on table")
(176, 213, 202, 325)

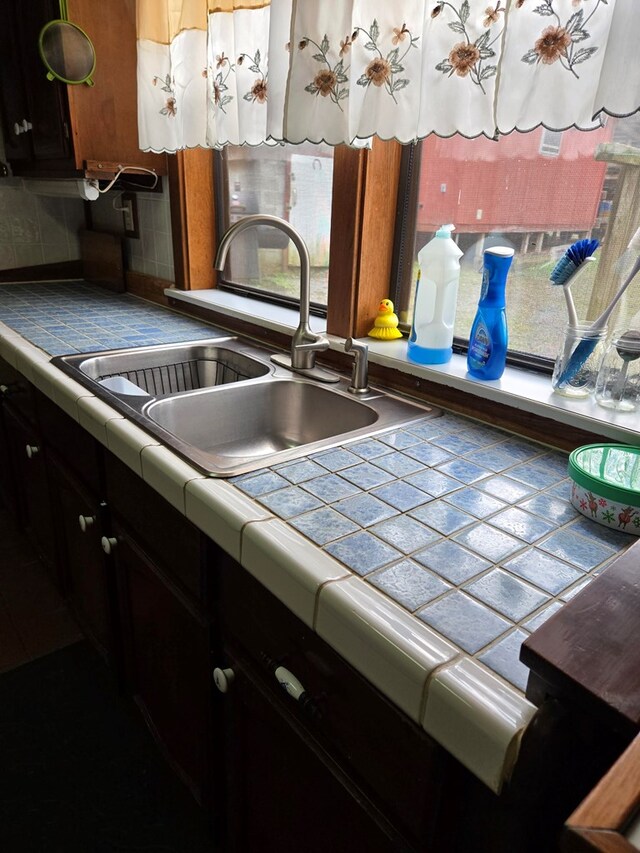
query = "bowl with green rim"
(568, 444, 640, 536)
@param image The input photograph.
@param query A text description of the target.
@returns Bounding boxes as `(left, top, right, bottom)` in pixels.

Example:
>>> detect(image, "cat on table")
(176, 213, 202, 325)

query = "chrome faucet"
(214, 215, 338, 383)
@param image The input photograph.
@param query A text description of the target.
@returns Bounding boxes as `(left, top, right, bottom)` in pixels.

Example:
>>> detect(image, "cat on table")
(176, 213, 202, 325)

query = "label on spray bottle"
(468, 320, 491, 366)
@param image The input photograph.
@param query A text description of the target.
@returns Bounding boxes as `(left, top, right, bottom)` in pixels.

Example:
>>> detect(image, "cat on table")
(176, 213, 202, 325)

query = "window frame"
(167, 139, 402, 341)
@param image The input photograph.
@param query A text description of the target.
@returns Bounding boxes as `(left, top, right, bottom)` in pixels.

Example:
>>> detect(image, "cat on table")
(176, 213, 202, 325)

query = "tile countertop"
(0, 281, 637, 796)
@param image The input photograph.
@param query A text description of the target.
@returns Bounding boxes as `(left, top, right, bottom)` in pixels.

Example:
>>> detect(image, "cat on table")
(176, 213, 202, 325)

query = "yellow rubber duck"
(368, 299, 403, 340)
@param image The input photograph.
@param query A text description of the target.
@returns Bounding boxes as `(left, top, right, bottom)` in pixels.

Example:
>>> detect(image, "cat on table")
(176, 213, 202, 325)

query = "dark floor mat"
(0, 641, 213, 853)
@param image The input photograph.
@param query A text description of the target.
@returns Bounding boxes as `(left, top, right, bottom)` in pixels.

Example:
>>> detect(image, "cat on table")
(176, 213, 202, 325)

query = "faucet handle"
(345, 338, 369, 394)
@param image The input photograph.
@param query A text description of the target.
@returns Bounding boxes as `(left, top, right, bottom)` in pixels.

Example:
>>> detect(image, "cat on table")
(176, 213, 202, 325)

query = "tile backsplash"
(0, 178, 85, 269)
(90, 188, 174, 283)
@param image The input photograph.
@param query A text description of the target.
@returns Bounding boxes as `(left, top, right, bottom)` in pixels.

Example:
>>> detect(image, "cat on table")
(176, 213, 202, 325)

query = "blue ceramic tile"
(454, 523, 524, 563)
(508, 463, 565, 490)
(417, 591, 510, 654)
(409, 500, 475, 535)
(233, 470, 289, 496)
(476, 475, 536, 504)
(530, 453, 569, 478)
(464, 447, 519, 473)
(370, 481, 431, 512)
(413, 540, 491, 584)
(405, 420, 449, 441)
(567, 516, 635, 551)
(560, 576, 593, 602)
(457, 425, 508, 447)
(437, 458, 491, 485)
(524, 601, 564, 632)
(300, 474, 361, 503)
(371, 452, 425, 478)
(403, 443, 453, 467)
(433, 414, 470, 432)
(488, 508, 555, 544)
(289, 507, 360, 546)
(478, 629, 530, 691)
(370, 515, 440, 554)
(431, 434, 480, 455)
(377, 430, 422, 450)
(333, 493, 398, 527)
(444, 487, 506, 519)
(339, 462, 396, 490)
(257, 487, 323, 519)
(274, 459, 326, 484)
(369, 560, 451, 612)
(466, 569, 549, 621)
(538, 529, 614, 571)
(405, 469, 460, 498)
(546, 479, 573, 500)
(324, 531, 401, 575)
(518, 493, 578, 525)
(503, 549, 583, 595)
(495, 437, 543, 462)
(347, 439, 393, 460)
(311, 448, 361, 472)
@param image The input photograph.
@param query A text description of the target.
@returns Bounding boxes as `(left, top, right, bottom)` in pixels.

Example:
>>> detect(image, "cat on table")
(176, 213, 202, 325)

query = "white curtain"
(137, 0, 640, 152)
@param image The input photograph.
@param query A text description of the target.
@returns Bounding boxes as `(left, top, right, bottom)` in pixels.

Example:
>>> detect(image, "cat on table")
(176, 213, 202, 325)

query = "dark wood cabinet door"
(2, 402, 57, 578)
(114, 522, 212, 804)
(0, 1, 32, 163)
(219, 643, 405, 853)
(48, 454, 112, 660)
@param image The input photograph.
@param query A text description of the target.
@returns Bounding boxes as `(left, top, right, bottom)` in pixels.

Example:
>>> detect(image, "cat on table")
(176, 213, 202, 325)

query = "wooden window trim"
(167, 139, 402, 338)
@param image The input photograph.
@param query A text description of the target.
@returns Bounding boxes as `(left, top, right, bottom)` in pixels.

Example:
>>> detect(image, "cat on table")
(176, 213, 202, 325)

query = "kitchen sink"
(54, 337, 439, 477)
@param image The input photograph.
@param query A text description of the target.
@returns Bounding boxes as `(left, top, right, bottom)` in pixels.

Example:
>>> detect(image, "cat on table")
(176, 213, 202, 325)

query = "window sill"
(167, 288, 640, 445)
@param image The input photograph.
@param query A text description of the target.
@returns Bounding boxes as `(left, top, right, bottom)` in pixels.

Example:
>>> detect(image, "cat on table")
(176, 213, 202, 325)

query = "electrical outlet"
(122, 199, 134, 232)
(121, 193, 139, 237)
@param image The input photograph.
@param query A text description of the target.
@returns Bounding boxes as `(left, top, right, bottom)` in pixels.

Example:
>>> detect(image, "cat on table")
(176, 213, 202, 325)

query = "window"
(393, 114, 640, 366)
(539, 129, 563, 157)
(214, 143, 334, 312)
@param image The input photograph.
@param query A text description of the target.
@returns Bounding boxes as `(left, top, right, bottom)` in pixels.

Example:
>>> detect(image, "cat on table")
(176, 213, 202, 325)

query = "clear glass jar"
(594, 330, 640, 412)
(551, 323, 608, 398)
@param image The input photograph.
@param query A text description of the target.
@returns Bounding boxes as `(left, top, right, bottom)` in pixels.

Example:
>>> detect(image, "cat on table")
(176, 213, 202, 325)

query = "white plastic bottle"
(408, 224, 463, 364)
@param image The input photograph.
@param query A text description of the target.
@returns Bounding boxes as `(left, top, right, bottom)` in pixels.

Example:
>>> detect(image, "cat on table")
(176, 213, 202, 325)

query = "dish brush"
(557, 249, 640, 386)
(550, 238, 599, 327)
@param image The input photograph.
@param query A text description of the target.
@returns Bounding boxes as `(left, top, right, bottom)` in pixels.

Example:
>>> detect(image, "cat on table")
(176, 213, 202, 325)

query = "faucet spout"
(215, 215, 338, 382)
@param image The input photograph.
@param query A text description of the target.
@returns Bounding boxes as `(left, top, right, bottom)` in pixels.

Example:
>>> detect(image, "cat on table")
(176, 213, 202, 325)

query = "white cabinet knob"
(0, 384, 8, 395)
(25, 444, 40, 459)
(275, 666, 306, 702)
(78, 515, 95, 533)
(101, 536, 118, 555)
(213, 667, 235, 693)
(13, 119, 32, 135)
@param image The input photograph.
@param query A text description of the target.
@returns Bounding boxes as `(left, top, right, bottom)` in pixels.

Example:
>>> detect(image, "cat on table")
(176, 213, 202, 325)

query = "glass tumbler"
(551, 323, 608, 398)
(595, 330, 640, 412)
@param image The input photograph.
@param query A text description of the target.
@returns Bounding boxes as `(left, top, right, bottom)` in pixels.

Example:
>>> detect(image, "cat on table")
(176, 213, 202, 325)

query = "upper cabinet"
(0, 0, 166, 178)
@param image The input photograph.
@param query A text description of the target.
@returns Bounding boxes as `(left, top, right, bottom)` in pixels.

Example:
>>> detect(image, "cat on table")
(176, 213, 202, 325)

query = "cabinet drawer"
(105, 451, 205, 603)
(218, 557, 444, 848)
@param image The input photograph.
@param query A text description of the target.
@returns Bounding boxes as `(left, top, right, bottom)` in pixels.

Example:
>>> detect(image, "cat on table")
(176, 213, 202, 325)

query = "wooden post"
(587, 143, 640, 324)
(535, 232, 545, 253)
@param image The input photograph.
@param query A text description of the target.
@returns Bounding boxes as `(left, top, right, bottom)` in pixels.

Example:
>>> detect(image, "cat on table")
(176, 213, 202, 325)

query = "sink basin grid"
(53, 338, 437, 476)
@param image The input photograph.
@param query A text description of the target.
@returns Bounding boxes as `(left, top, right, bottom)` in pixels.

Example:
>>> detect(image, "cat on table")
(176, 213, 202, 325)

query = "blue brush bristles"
(550, 238, 599, 285)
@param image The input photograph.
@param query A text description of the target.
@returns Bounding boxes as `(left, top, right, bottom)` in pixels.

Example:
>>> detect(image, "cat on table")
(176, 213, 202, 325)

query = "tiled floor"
(0, 507, 81, 673)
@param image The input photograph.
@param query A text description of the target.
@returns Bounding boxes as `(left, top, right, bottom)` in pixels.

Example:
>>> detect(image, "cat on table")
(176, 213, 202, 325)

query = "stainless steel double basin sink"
(54, 337, 438, 477)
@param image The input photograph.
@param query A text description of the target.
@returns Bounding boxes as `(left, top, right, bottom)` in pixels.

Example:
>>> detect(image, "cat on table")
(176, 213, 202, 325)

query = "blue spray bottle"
(467, 246, 515, 380)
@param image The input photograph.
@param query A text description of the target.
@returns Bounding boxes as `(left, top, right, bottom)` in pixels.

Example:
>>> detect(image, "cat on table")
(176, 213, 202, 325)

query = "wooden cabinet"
(0, 377, 57, 579)
(215, 554, 443, 853)
(0, 0, 166, 178)
(105, 451, 212, 804)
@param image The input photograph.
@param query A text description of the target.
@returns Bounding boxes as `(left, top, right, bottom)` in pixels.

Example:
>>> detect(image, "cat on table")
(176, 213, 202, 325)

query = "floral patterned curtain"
(136, 0, 640, 151)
